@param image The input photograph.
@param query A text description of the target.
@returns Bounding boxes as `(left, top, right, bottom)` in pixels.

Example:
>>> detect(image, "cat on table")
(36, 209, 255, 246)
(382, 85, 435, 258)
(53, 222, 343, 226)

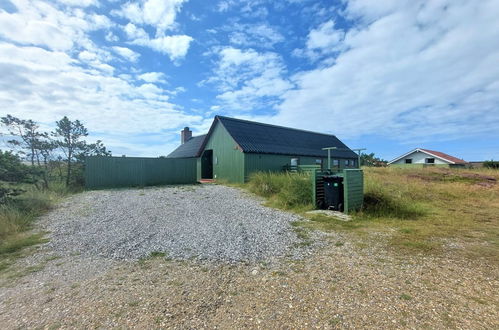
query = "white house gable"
(390, 150, 451, 165)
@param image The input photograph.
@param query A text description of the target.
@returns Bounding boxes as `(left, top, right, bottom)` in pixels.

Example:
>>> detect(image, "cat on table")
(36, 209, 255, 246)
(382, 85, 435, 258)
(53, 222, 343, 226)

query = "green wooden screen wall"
(343, 169, 364, 213)
(85, 156, 197, 189)
(311, 169, 364, 214)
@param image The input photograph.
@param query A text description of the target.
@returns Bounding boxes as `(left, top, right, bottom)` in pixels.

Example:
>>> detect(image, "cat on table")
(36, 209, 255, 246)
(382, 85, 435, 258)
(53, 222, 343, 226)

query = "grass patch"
(0, 233, 48, 255)
(0, 186, 66, 273)
(148, 251, 166, 258)
(399, 293, 413, 300)
(247, 171, 314, 211)
(347, 167, 499, 257)
(244, 167, 499, 259)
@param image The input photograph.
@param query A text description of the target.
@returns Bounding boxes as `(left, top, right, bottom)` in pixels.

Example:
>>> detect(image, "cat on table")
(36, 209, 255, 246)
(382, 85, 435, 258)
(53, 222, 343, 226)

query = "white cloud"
(274, 0, 499, 141)
(116, 1, 193, 61)
(112, 46, 140, 62)
(57, 0, 98, 7)
(228, 23, 284, 48)
(216, 0, 268, 18)
(132, 35, 193, 61)
(206, 47, 293, 112)
(78, 50, 97, 61)
(116, 0, 187, 36)
(306, 20, 343, 51)
(122, 22, 193, 61)
(105, 31, 119, 42)
(138, 72, 166, 83)
(0, 0, 112, 52)
(0, 11, 73, 51)
(0, 42, 201, 155)
(123, 23, 148, 40)
(293, 20, 344, 61)
(217, 1, 234, 12)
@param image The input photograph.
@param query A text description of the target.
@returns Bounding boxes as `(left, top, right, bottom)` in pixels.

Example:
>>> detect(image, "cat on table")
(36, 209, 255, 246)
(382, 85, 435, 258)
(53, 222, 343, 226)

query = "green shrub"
(248, 171, 313, 210)
(360, 179, 427, 219)
(483, 160, 499, 169)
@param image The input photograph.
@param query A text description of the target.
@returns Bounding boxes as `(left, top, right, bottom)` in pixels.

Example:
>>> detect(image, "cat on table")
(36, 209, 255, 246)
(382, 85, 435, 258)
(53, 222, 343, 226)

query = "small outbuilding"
(388, 148, 467, 168)
(168, 116, 358, 183)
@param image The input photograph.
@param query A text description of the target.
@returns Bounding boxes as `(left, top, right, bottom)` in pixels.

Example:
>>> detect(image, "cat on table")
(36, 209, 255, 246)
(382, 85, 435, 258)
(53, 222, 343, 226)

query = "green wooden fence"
(85, 156, 198, 189)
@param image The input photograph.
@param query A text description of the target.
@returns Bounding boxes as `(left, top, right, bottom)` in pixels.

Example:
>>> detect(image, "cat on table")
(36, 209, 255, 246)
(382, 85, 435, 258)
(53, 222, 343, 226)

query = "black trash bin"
(322, 175, 344, 211)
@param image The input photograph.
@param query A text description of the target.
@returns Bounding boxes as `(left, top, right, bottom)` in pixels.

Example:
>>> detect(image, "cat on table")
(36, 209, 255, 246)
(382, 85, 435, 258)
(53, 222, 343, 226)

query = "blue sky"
(0, 0, 498, 161)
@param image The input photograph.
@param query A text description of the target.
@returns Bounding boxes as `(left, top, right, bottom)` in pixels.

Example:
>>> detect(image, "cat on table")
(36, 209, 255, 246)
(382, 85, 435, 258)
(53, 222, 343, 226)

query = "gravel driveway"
(39, 184, 304, 262)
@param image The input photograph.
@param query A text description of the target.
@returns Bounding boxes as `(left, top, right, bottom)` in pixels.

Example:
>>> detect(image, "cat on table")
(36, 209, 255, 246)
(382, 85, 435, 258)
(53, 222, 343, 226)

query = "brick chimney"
(181, 127, 192, 144)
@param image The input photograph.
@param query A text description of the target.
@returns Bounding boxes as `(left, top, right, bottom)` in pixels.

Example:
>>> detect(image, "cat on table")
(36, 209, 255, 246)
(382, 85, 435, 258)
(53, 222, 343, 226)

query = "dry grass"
(0, 186, 64, 272)
(303, 167, 499, 258)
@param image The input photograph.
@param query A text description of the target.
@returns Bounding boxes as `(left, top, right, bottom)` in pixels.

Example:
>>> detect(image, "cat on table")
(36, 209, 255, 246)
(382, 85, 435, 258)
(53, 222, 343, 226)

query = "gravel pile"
(39, 185, 305, 262)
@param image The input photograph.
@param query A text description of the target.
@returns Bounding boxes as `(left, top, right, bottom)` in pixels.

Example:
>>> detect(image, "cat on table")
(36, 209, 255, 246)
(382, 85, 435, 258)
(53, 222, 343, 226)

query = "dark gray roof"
(167, 134, 206, 158)
(214, 116, 357, 158)
(168, 116, 357, 159)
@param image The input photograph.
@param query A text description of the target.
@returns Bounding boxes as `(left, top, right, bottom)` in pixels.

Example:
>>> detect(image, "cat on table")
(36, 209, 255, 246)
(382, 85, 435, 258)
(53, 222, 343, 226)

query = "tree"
(360, 152, 388, 167)
(76, 140, 111, 161)
(1, 115, 48, 165)
(51, 117, 88, 186)
(0, 150, 35, 203)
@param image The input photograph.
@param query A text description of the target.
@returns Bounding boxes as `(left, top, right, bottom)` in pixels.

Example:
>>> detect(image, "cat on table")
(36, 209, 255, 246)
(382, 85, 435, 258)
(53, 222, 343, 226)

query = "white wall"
(392, 150, 450, 165)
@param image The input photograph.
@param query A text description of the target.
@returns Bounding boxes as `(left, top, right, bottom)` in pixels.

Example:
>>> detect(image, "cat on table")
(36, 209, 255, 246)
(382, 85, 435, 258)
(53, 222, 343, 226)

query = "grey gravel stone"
(38, 185, 307, 262)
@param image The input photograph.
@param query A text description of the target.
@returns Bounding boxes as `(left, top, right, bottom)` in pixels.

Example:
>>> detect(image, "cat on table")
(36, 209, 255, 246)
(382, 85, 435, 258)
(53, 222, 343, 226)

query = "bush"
(483, 160, 499, 169)
(0, 150, 33, 183)
(248, 171, 313, 209)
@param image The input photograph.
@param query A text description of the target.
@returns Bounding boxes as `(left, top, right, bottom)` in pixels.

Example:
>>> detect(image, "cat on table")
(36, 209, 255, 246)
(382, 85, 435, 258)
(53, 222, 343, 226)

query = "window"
(290, 158, 299, 167)
(333, 159, 339, 166)
(344, 159, 349, 166)
(315, 159, 323, 168)
(405, 159, 412, 164)
(426, 158, 435, 164)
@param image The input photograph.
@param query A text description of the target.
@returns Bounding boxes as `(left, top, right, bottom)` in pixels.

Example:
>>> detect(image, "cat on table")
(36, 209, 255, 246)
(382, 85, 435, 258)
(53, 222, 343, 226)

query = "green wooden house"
(167, 116, 358, 183)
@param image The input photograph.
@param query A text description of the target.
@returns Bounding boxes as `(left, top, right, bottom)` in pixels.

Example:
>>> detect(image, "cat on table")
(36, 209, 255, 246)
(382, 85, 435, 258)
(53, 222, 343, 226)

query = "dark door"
(201, 150, 213, 179)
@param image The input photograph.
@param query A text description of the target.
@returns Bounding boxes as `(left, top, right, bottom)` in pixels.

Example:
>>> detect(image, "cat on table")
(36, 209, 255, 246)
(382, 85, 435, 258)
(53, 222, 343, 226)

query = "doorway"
(201, 149, 213, 179)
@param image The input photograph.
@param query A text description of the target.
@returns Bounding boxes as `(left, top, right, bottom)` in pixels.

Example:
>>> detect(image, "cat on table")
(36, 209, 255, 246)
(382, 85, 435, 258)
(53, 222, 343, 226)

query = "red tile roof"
(419, 149, 467, 164)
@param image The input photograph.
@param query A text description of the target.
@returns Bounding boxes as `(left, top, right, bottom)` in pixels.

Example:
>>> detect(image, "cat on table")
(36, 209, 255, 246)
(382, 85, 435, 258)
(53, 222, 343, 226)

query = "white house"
(388, 148, 467, 167)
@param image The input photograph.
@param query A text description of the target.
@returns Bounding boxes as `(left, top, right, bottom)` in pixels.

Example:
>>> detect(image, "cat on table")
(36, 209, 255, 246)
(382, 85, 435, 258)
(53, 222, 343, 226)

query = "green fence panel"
(343, 169, 364, 213)
(85, 156, 197, 189)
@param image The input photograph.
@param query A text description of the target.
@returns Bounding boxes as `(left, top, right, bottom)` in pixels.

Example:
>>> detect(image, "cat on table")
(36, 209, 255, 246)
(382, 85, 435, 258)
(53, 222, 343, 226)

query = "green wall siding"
(85, 156, 197, 189)
(244, 154, 323, 181)
(203, 122, 245, 183)
(196, 157, 202, 181)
